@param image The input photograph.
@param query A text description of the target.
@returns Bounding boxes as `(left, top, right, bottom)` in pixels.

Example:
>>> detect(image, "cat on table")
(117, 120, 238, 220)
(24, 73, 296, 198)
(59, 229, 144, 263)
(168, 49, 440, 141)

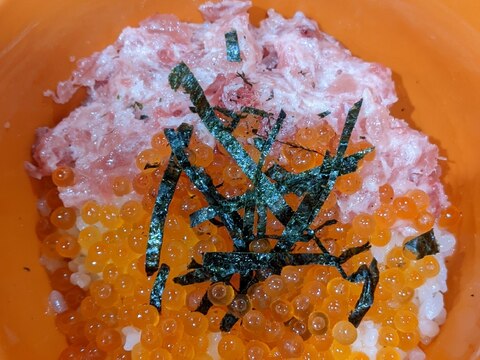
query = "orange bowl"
(0, 1, 479, 359)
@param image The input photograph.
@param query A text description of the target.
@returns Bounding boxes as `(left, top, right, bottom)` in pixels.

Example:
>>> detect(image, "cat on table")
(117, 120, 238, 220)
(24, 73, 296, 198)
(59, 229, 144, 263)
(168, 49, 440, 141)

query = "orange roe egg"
(101, 205, 122, 229)
(380, 268, 405, 292)
(406, 189, 430, 210)
(207, 282, 235, 306)
(330, 339, 351, 359)
(378, 326, 400, 347)
(242, 310, 267, 335)
(52, 166, 75, 187)
(287, 317, 310, 340)
(228, 294, 252, 318)
(322, 295, 348, 323)
(385, 247, 409, 269)
(263, 319, 286, 344)
(51, 267, 74, 292)
(403, 265, 425, 288)
(284, 146, 316, 172)
(80, 296, 99, 319)
(438, 205, 462, 229)
(414, 210, 435, 233)
(161, 240, 188, 268)
(162, 283, 187, 311)
(332, 321, 357, 345)
(140, 324, 162, 350)
(307, 311, 329, 336)
(218, 334, 245, 360)
(55, 309, 82, 334)
(131, 343, 151, 360)
(309, 332, 333, 352)
(392, 196, 418, 219)
(393, 310, 418, 333)
(336, 173, 362, 194)
(112, 176, 132, 196)
(292, 294, 314, 320)
(120, 200, 144, 223)
(190, 138, 214, 168)
(193, 239, 216, 264)
(90, 280, 118, 308)
(132, 173, 153, 195)
(83, 319, 105, 341)
(158, 316, 184, 339)
(186, 287, 205, 311)
(183, 311, 208, 336)
(348, 352, 369, 360)
(327, 278, 350, 297)
(278, 332, 304, 358)
(376, 347, 401, 360)
(150, 348, 173, 360)
(78, 226, 101, 250)
(373, 204, 395, 229)
(249, 239, 272, 253)
(303, 343, 321, 360)
(207, 307, 226, 332)
(81, 200, 101, 225)
(113, 274, 135, 296)
(302, 280, 326, 301)
(136, 148, 164, 171)
(270, 298, 294, 322)
(245, 340, 270, 360)
(264, 275, 286, 297)
(394, 286, 414, 304)
(55, 234, 80, 258)
(398, 330, 420, 351)
(151, 132, 170, 152)
(50, 206, 76, 229)
(95, 327, 122, 352)
(128, 229, 148, 254)
(417, 255, 440, 278)
(352, 213, 376, 237)
(379, 184, 394, 203)
(249, 283, 271, 310)
(171, 339, 195, 360)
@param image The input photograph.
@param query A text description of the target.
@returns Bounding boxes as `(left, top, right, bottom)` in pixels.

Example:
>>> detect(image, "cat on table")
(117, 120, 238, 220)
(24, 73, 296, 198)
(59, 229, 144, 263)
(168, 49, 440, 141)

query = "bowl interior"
(0, 0, 479, 359)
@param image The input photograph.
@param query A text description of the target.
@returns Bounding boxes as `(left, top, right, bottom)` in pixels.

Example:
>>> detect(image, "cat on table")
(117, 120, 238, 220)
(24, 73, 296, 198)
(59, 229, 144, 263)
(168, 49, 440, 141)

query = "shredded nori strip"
(195, 292, 213, 315)
(169, 63, 294, 226)
(225, 30, 241, 62)
(274, 100, 363, 251)
(220, 313, 239, 332)
(347, 259, 379, 327)
(147, 63, 379, 328)
(175, 249, 371, 284)
(149, 264, 170, 310)
(318, 110, 331, 118)
(403, 229, 439, 259)
(164, 124, 246, 251)
(145, 146, 187, 276)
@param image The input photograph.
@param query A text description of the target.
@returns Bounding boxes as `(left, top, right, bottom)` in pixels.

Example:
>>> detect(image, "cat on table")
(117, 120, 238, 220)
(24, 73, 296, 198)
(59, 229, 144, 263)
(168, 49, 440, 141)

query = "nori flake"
(146, 62, 379, 328)
(403, 229, 439, 259)
(225, 30, 241, 62)
(149, 264, 170, 310)
(347, 259, 379, 327)
(220, 313, 239, 332)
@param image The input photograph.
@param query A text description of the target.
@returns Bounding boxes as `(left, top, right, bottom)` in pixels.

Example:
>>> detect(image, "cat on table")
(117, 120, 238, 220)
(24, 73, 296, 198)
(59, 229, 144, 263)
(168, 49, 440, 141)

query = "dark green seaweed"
(225, 30, 241, 62)
(149, 264, 170, 310)
(404, 229, 439, 259)
(146, 62, 379, 329)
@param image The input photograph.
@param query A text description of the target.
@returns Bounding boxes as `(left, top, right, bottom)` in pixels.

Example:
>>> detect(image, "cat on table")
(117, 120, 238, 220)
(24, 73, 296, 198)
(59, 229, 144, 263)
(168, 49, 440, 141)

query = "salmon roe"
(52, 166, 75, 187)
(36, 112, 450, 360)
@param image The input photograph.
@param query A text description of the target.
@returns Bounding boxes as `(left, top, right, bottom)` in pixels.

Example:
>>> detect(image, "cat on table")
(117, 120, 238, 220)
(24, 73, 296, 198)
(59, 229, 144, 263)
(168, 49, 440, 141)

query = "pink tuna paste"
(28, 1, 455, 358)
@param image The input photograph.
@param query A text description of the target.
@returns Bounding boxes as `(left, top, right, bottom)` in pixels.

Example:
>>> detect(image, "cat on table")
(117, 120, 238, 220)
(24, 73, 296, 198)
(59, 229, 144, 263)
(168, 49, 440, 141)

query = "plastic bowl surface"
(0, 1, 479, 359)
